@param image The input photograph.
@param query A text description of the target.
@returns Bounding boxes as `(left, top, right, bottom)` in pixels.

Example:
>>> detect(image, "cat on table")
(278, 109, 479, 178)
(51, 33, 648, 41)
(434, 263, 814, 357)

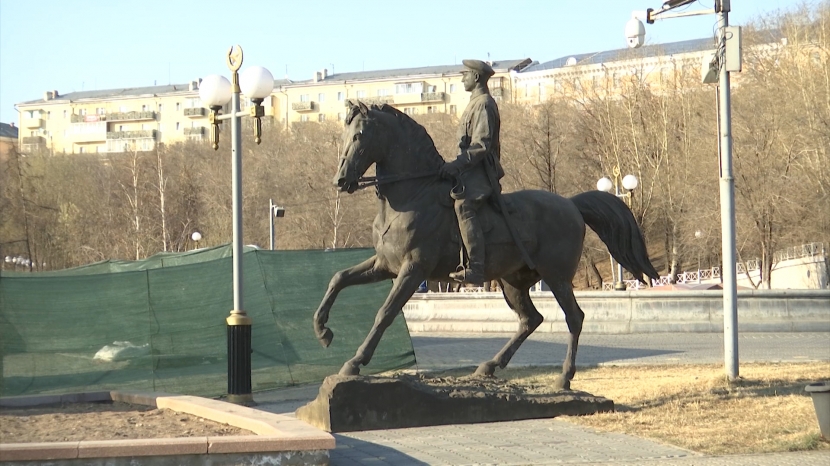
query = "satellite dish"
(566, 57, 577, 66)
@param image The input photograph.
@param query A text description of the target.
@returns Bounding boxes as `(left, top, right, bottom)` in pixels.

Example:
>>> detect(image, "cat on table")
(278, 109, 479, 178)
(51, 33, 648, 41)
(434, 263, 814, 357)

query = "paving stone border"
(0, 390, 334, 465)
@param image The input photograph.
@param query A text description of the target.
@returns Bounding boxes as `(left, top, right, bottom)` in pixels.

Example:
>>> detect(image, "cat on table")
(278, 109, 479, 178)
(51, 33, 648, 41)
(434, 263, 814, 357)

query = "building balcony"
(183, 127, 204, 136)
(69, 122, 107, 142)
(394, 93, 422, 105)
(107, 111, 156, 122)
(22, 136, 45, 145)
(421, 92, 445, 103)
(71, 114, 106, 123)
(183, 107, 206, 117)
(292, 101, 315, 112)
(106, 130, 157, 140)
(492, 88, 505, 97)
(345, 96, 393, 107)
(22, 118, 43, 129)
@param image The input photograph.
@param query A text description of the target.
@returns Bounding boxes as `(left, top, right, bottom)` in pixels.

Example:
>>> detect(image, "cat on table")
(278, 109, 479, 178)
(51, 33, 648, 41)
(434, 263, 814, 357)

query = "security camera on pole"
(625, 0, 742, 381)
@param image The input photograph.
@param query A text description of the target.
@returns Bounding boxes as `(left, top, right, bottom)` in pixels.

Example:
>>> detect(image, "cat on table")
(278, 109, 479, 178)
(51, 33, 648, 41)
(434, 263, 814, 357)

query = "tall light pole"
(269, 199, 285, 251)
(597, 166, 638, 291)
(199, 45, 274, 404)
(627, 0, 740, 380)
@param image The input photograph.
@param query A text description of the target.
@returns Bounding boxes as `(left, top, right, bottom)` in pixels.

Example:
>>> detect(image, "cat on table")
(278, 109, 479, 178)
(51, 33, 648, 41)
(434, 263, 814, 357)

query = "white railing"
(601, 242, 825, 291)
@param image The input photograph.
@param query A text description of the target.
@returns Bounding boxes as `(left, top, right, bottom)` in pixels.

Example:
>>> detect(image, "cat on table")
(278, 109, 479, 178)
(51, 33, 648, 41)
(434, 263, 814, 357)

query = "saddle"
(443, 194, 536, 248)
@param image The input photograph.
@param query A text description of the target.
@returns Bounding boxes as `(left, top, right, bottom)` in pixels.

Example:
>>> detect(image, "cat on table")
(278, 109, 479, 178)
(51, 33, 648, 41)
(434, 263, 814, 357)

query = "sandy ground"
(0, 401, 250, 443)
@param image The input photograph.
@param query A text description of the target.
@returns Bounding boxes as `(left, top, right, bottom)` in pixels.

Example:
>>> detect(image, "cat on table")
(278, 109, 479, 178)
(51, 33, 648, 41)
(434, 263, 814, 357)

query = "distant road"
(409, 332, 830, 370)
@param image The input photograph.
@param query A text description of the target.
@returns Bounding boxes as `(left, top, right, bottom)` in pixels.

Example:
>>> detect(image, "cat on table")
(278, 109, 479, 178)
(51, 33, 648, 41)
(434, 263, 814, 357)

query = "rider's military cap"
(462, 59, 495, 78)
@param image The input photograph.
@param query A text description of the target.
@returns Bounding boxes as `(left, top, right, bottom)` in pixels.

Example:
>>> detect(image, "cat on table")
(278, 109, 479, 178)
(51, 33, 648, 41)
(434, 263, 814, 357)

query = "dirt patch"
(429, 361, 830, 455)
(0, 401, 251, 443)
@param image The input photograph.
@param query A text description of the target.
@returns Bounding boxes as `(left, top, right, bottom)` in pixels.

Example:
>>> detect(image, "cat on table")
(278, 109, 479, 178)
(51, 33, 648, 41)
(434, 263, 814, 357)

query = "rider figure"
(439, 59, 505, 287)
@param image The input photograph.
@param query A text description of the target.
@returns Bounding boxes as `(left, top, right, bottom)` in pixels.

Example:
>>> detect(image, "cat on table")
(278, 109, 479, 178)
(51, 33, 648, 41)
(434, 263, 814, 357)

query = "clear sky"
(0, 0, 796, 124)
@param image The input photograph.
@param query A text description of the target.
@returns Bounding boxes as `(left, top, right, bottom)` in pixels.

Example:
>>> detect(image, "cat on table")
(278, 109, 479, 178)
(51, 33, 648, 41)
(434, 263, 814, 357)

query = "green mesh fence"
(0, 246, 415, 398)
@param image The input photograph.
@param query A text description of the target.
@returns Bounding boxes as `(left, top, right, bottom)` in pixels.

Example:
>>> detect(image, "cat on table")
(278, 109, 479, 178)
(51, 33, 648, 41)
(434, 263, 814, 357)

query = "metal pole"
(231, 89, 243, 313)
(269, 199, 275, 250)
(226, 56, 252, 404)
(717, 5, 739, 380)
(613, 168, 626, 291)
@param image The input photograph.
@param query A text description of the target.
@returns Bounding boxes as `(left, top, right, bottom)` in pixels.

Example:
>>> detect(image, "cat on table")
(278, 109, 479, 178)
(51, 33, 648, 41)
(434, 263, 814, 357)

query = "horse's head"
(334, 101, 391, 193)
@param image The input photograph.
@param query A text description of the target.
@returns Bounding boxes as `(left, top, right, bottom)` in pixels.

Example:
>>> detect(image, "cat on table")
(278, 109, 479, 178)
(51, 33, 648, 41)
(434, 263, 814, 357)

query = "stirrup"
(449, 268, 484, 286)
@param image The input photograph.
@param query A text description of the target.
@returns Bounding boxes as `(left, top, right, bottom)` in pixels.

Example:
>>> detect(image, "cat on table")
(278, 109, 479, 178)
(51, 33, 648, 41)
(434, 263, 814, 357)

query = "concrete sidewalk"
(254, 332, 830, 465)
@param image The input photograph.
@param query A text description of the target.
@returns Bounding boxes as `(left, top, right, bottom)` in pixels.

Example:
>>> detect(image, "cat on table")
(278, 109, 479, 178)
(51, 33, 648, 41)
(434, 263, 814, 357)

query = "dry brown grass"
(431, 362, 830, 455)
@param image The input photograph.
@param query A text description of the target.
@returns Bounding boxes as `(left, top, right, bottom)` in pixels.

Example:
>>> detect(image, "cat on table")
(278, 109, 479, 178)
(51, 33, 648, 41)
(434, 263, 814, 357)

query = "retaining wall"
(402, 290, 830, 333)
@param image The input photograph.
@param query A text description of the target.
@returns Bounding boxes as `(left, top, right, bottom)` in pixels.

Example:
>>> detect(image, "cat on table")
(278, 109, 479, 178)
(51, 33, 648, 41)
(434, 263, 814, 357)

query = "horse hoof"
(473, 361, 497, 377)
(338, 363, 360, 376)
(318, 328, 334, 348)
(552, 375, 571, 391)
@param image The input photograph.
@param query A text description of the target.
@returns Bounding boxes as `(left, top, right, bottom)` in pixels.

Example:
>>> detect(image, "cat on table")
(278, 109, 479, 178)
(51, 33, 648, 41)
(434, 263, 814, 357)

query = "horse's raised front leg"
(474, 278, 543, 377)
(313, 255, 394, 348)
(339, 261, 426, 376)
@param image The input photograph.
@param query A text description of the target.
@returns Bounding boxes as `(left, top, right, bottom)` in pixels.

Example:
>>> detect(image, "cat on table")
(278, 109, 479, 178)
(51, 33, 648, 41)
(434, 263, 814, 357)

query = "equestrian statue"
(313, 59, 659, 390)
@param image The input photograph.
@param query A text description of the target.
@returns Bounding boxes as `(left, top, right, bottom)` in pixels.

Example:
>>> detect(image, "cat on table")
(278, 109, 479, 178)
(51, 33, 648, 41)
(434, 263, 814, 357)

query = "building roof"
(0, 122, 18, 139)
(521, 37, 716, 73)
(291, 59, 533, 84)
(18, 79, 294, 106)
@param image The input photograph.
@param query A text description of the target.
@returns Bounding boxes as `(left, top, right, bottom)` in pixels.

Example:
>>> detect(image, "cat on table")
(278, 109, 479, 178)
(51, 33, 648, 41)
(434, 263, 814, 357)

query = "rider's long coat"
(454, 88, 505, 201)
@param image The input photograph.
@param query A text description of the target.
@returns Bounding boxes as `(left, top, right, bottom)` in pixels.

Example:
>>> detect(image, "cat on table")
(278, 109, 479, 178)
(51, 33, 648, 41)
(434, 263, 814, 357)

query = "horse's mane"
(345, 102, 445, 167)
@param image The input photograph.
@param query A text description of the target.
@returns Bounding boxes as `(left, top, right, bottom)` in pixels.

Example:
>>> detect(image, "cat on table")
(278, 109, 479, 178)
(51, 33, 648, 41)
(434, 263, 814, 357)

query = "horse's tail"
(570, 190, 659, 284)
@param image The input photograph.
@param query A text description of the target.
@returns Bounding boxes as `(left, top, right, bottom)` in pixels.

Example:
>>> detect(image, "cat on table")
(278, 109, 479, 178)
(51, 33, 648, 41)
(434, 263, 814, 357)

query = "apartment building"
(19, 31, 780, 154)
(512, 37, 719, 105)
(0, 122, 18, 162)
(15, 80, 287, 155)
(277, 59, 531, 124)
(14, 60, 530, 154)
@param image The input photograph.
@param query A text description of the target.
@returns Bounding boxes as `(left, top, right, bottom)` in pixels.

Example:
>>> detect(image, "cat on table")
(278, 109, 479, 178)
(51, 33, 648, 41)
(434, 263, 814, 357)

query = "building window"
(337, 91, 344, 101)
(120, 106, 128, 112)
(426, 85, 436, 92)
(449, 84, 456, 93)
(119, 125, 124, 131)
(79, 146, 84, 154)
(356, 90, 366, 98)
(142, 105, 147, 111)
(318, 93, 325, 102)
(449, 105, 457, 115)
(176, 122, 180, 130)
(491, 78, 502, 89)
(300, 115, 309, 122)
(63, 110, 67, 118)
(377, 89, 389, 96)
(176, 103, 181, 111)
(159, 103, 163, 112)
(427, 106, 435, 114)
(300, 94, 310, 102)
(337, 112, 344, 121)
(96, 107, 105, 115)
(159, 123, 164, 131)
(395, 82, 423, 94)
(318, 114, 326, 122)
(78, 108, 87, 116)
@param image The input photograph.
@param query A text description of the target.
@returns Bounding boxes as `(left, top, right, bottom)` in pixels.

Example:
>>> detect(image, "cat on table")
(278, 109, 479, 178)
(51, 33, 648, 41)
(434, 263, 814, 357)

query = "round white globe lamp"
(597, 177, 613, 192)
(239, 66, 274, 99)
(198, 75, 232, 108)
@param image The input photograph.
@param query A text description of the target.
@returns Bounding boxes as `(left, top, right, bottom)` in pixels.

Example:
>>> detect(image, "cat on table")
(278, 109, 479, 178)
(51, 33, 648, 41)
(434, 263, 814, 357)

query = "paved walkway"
(254, 332, 830, 465)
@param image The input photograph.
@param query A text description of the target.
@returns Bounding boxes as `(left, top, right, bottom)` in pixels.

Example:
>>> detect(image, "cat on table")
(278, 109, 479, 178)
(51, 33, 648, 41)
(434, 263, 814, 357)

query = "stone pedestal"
(296, 374, 614, 432)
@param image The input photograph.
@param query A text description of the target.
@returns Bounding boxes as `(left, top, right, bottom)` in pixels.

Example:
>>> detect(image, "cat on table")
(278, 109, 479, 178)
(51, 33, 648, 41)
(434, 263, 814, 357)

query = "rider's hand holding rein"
(439, 157, 465, 179)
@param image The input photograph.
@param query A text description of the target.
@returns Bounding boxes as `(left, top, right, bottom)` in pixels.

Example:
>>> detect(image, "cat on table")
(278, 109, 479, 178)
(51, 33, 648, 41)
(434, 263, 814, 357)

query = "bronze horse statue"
(314, 101, 658, 389)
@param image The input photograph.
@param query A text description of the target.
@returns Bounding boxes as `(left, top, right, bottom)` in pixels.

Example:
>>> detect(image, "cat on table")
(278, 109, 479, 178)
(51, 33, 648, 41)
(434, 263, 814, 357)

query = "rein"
(354, 171, 439, 190)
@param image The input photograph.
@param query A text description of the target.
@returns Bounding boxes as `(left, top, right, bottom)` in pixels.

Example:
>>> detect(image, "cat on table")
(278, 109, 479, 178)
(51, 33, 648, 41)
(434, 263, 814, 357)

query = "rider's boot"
(449, 214, 485, 286)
